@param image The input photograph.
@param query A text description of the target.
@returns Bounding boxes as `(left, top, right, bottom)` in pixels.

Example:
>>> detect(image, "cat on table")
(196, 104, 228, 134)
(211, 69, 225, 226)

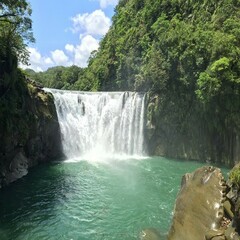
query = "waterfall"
(46, 89, 146, 160)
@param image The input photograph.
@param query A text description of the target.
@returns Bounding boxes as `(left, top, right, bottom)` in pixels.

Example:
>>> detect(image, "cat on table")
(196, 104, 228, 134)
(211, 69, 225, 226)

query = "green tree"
(0, 0, 34, 92)
(0, 0, 34, 64)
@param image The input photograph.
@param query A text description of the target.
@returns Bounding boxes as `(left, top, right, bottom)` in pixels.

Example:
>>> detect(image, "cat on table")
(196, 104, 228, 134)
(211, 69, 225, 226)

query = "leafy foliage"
(0, 1, 35, 154)
(0, 0, 34, 92)
(76, 0, 239, 163)
(24, 65, 85, 90)
(0, 0, 34, 66)
(229, 166, 240, 187)
(84, 0, 239, 137)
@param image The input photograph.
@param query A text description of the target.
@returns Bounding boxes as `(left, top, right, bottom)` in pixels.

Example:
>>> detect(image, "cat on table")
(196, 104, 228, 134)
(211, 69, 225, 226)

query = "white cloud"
(73, 35, 99, 67)
(20, 47, 72, 72)
(65, 44, 75, 53)
(21, 9, 111, 72)
(99, 0, 118, 8)
(51, 49, 70, 65)
(28, 47, 41, 63)
(71, 10, 111, 36)
(21, 35, 100, 71)
(44, 57, 54, 65)
(20, 47, 54, 72)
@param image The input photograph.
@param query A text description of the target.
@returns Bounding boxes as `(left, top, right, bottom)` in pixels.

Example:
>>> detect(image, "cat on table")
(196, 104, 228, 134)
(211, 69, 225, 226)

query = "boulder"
(6, 151, 28, 184)
(168, 166, 226, 240)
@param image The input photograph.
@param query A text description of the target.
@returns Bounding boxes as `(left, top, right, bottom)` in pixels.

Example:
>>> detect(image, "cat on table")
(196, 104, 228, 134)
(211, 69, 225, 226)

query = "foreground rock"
(0, 79, 63, 188)
(168, 166, 226, 240)
(167, 166, 240, 240)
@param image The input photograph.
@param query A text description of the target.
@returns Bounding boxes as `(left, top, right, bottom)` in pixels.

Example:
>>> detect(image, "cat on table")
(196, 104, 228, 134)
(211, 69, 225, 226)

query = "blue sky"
(23, 0, 118, 71)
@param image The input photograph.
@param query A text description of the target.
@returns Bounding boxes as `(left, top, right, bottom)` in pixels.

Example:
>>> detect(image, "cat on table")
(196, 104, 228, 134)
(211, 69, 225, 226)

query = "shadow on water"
(0, 162, 73, 240)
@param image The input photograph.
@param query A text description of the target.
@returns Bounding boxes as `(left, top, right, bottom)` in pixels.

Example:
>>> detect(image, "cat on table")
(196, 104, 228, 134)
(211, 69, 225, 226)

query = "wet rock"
(224, 200, 234, 219)
(225, 225, 240, 240)
(226, 188, 238, 202)
(168, 166, 225, 240)
(211, 236, 226, 240)
(205, 229, 225, 240)
(0, 80, 63, 188)
(5, 151, 28, 184)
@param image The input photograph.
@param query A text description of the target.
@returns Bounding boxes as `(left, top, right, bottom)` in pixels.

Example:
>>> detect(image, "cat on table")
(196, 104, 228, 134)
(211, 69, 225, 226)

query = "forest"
(26, 0, 240, 112)
(27, 0, 240, 97)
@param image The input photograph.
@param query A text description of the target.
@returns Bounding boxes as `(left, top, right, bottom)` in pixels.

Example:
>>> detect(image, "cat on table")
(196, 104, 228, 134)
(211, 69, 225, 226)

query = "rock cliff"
(146, 94, 240, 167)
(0, 78, 63, 188)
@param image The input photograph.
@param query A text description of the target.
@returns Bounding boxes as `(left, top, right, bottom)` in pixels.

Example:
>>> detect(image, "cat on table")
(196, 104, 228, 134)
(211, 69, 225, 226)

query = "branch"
(0, 18, 21, 27)
(0, 13, 16, 18)
(0, 18, 14, 23)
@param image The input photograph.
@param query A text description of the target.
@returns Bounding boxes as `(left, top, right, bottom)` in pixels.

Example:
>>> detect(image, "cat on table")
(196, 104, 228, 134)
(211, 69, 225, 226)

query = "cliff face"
(146, 94, 240, 167)
(0, 78, 63, 188)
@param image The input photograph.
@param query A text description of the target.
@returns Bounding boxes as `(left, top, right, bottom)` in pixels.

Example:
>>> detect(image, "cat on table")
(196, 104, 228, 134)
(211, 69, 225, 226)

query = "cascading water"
(46, 89, 146, 160)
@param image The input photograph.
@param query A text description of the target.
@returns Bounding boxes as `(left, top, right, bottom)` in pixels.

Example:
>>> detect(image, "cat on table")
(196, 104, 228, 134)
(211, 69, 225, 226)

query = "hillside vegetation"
(30, 0, 240, 95)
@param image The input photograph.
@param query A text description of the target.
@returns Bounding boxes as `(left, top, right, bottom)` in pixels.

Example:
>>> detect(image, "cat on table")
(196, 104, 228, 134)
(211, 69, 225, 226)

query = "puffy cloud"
(71, 10, 111, 36)
(65, 44, 75, 53)
(51, 49, 70, 65)
(73, 35, 99, 67)
(28, 47, 41, 63)
(21, 9, 110, 71)
(20, 47, 54, 72)
(44, 57, 54, 65)
(99, 0, 118, 9)
(20, 47, 72, 72)
(21, 35, 100, 71)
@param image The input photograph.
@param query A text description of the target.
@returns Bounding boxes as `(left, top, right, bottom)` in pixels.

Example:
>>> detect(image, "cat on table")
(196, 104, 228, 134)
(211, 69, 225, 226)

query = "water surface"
(0, 157, 229, 240)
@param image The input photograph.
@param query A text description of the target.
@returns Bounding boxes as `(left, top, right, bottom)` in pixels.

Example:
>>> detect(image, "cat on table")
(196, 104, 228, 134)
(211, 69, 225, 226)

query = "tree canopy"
(24, 65, 85, 90)
(0, 0, 34, 81)
(0, 0, 34, 146)
(34, 0, 239, 101)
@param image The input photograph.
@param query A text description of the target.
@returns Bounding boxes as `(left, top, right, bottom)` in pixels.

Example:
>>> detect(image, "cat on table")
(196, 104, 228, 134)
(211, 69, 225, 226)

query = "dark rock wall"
(145, 94, 240, 167)
(0, 79, 63, 188)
